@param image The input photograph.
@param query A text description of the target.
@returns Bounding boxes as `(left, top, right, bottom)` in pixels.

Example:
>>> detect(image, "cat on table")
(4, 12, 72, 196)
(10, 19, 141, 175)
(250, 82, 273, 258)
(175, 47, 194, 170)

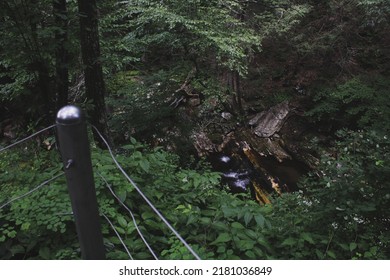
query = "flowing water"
(209, 147, 308, 204)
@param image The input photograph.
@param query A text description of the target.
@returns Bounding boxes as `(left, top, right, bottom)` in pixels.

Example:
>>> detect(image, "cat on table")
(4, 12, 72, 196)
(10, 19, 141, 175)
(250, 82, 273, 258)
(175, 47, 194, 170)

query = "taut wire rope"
(97, 171, 159, 260)
(101, 212, 134, 260)
(0, 124, 57, 153)
(0, 172, 65, 210)
(91, 125, 201, 260)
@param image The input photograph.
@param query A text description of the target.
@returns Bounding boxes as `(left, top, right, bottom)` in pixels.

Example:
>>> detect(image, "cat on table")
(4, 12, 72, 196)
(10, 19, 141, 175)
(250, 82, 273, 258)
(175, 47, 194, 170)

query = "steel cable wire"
(91, 125, 201, 260)
(0, 172, 65, 210)
(97, 172, 159, 260)
(0, 124, 57, 153)
(101, 212, 133, 260)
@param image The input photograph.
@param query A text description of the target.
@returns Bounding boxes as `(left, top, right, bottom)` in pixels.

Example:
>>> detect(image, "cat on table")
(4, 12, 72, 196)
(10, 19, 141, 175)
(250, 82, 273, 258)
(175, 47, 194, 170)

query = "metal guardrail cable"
(101, 212, 133, 260)
(0, 172, 65, 210)
(92, 125, 202, 260)
(0, 124, 57, 153)
(97, 172, 159, 260)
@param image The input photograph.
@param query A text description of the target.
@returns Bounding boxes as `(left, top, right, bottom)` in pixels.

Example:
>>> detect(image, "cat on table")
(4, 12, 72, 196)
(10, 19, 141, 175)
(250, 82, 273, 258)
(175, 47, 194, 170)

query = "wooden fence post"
(56, 105, 105, 260)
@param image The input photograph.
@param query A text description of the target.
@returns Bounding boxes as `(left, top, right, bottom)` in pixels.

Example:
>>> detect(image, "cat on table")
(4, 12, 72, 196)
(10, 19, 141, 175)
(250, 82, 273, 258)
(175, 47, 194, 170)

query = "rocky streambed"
(191, 100, 320, 204)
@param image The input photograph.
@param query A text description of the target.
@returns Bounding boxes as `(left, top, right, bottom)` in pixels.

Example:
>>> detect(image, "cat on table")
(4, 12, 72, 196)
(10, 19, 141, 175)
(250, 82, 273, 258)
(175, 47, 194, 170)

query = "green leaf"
(364, 251, 373, 258)
(211, 233, 231, 245)
(118, 216, 127, 228)
(217, 246, 226, 253)
(200, 217, 211, 224)
(244, 212, 253, 226)
(193, 177, 201, 188)
(133, 151, 142, 159)
(254, 215, 265, 227)
(21, 222, 30, 231)
(126, 224, 136, 235)
(281, 237, 296, 246)
(315, 249, 323, 259)
(301, 232, 315, 244)
(142, 211, 154, 220)
(7, 230, 17, 238)
(349, 242, 357, 251)
(144, 219, 161, 230)
(327, 250, 336, 259)
(140, 159, 150, 172)
(116, 227, 126, 235)
(98, 165, 117, 171)
(212, 221, 228, 231)
(245, 250, 256, 259)
(135, 252, 151, 259)
(186, 215, 197, 226)
(245, 229, 258, 240)
(231, 222, 245, 229)
(221, 206, 235, 218)
(121, 144, 135, 150)
(130, 137, 137, 144)
(117, 190, 127, 202)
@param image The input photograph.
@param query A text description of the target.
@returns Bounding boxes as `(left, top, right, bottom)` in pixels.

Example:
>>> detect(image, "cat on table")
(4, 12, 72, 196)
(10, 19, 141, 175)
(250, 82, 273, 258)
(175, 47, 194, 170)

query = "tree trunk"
(77, 0, 111, 148)
(36, 63, 52, 119)
(53, 0, 69, 110)
(232, 71, 243, 113)
(226, 70, 243, 114)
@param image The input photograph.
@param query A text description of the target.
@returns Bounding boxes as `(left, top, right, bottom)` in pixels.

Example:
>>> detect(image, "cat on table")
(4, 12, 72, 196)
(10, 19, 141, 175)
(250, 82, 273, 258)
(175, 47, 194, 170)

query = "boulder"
(249, 100, 291, 138)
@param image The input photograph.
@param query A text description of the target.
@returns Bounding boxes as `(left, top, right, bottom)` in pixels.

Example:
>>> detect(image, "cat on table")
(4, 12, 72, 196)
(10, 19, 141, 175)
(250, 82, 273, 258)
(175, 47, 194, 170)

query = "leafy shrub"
(262, 129, 390, 259)
(0, 144, 77, 259)
(3, 127, 388, 260)
(1, 135, 272, 260)
(92, 138, 272, 260)
(306, 75, 390, 132)
(106, 70, 186, 144)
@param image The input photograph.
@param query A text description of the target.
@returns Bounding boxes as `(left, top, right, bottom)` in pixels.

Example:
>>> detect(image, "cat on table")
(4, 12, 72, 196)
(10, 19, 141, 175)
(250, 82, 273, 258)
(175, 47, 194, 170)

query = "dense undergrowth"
(1, 126, 389, 259)
(0, 136, 269, 259)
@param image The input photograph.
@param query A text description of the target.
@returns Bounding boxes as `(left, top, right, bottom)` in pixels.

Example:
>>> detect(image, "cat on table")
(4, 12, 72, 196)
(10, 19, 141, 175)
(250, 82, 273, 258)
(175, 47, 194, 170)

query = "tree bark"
(232, 70, 243, 113)
(226, 70, 243, 114)
(53, 0, 69, 110)
(77, 0, 111, 148)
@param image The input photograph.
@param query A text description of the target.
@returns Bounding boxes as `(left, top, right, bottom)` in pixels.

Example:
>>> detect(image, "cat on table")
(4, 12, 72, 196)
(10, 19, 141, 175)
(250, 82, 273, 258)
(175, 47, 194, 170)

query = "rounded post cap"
(56, 105, 84, 125)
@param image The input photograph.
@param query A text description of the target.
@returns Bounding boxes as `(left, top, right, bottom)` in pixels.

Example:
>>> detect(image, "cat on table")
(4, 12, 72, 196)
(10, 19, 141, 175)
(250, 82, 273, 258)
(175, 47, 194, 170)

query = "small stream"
(210, 154, 253, 193)
(193, 100, 315, 203)
(209, 148, 308, 203)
